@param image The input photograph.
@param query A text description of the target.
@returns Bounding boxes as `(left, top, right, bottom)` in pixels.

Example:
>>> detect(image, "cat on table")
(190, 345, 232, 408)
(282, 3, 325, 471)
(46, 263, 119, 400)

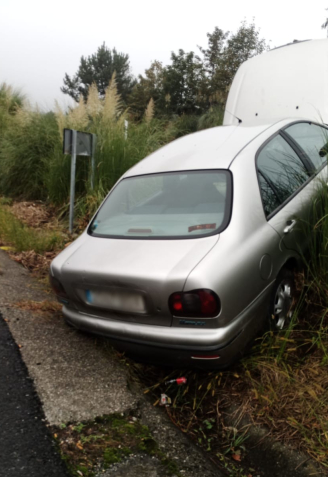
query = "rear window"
(89, 170, 232, 239)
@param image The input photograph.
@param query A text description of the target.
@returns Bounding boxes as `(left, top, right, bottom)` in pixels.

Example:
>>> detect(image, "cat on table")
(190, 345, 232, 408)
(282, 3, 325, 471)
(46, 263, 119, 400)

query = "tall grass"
(302, 180, 328, 304)
(0, 80, 225, 221)
(197, 105, 224, 130)
(0, 204, 64, 253)
(51, 79, 176, 218)
(0, 110, 60, 200)
(0, 83, 25, 135)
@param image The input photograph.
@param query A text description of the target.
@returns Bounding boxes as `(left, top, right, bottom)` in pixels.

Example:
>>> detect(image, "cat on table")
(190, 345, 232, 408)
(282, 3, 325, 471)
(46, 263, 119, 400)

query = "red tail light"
(168, 289, 220, 318)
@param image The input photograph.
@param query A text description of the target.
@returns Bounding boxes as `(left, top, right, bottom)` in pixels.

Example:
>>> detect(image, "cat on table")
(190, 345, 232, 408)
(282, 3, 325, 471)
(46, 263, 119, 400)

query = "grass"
(0, 202, 65, 254)
(53, 413, 181, 477)
(135, 274, 328, 471)
(0, 80, 224, 222)
(0, 111, 60, 201)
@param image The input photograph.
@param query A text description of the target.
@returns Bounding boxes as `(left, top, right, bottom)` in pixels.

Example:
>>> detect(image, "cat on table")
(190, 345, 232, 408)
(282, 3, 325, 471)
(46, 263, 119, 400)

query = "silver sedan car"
(50, 119, 328, 368)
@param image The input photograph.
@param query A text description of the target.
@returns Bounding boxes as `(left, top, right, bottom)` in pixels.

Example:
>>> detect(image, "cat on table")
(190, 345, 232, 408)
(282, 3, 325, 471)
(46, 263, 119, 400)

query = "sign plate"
(63, 129, 93, 156)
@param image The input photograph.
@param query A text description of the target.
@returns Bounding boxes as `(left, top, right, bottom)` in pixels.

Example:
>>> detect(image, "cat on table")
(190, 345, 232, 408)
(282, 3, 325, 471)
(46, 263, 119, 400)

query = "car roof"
(124, 120, 286, 177)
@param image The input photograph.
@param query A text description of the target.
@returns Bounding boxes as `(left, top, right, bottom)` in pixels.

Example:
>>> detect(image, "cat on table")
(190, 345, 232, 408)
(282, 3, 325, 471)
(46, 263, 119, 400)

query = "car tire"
(268, 268, 295, 331)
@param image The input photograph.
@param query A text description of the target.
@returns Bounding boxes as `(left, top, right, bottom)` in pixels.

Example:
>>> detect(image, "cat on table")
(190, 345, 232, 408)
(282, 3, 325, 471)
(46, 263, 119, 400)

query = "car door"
(256, 132, 315, 254)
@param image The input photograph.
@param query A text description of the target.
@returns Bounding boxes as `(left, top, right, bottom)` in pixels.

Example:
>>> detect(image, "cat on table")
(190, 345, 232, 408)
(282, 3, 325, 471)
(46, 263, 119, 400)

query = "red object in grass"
(165, 377, 187, 385)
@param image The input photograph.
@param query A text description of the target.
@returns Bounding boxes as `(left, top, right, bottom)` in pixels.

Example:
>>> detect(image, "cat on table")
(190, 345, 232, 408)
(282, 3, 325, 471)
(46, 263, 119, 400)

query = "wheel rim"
(273, 279, 294, 329)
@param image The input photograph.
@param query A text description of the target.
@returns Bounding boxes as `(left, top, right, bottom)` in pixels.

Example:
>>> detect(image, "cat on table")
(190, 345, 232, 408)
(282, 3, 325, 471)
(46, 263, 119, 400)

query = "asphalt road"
(0, 314, 69, 477)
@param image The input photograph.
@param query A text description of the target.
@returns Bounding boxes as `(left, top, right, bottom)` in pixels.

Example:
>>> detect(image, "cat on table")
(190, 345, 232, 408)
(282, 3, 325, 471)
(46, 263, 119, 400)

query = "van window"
(284, 122, 328, 171)
(257, 135, 308, 213)
(89, 170, 232, 239)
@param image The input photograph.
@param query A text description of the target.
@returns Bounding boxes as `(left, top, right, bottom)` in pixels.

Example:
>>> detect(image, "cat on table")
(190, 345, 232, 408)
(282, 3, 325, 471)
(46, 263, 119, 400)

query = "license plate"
(80, 288, 146, 314)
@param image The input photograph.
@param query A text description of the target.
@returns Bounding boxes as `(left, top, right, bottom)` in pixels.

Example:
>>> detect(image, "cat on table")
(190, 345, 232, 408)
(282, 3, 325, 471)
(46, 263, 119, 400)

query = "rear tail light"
(49, 274, 68, 299)
(168, 289, 220, 318)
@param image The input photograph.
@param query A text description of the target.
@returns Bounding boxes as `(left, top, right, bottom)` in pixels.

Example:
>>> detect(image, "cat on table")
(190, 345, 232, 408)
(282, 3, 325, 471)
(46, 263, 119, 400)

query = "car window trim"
(281, 120, 328, 174)
(87, 169, 234, 241)
(255, 127, 317, 221)
(279, 129, 315, 174)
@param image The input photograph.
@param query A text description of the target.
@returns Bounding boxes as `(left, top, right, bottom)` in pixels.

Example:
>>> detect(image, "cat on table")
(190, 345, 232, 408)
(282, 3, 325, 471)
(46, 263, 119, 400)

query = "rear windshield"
(88, 170, 232, 239)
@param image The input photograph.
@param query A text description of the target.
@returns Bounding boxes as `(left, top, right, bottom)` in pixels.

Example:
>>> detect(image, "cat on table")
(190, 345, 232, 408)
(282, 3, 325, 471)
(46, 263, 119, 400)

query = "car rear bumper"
(61, 281, 274, 368)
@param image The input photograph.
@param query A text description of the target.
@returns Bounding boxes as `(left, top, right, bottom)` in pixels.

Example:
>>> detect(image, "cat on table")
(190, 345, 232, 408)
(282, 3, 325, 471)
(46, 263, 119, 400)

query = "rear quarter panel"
(184, 130, 300, 326)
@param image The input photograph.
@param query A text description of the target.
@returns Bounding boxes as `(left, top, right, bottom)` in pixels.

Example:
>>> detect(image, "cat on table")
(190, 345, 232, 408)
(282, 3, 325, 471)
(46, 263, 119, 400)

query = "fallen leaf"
(76, 441, 83, 450)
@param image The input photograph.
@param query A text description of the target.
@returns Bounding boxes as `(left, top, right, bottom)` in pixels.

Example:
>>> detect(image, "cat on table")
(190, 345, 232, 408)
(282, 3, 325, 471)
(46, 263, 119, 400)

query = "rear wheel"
(269, 268, 295, 330)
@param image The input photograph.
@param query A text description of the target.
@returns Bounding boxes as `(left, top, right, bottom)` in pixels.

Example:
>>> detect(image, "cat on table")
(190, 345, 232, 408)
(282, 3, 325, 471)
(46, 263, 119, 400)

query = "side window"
(284, 122, 328, 171)
(257, 135, 309, 216)
(258, 173, 281, 217)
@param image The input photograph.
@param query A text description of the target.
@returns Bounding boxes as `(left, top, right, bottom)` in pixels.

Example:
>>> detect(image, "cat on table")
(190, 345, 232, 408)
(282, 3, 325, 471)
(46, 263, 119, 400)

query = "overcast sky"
(1, 0, 328, 110)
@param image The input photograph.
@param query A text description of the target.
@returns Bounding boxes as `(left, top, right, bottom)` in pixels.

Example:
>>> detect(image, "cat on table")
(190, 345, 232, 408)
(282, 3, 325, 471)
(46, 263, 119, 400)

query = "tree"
(199, 27, 229, 76)
(163, 50, 207, 115)
(61, 43, 135, 103)
(128, 21, 268, 118)
(128, 61, 166, 119)
(199, 21, 269, 105)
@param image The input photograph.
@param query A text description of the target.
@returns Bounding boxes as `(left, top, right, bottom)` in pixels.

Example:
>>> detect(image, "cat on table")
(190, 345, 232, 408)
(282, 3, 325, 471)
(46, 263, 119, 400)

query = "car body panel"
(56, 233, 219, 327)
(224, 39, 328, 126)
(123, 123, 278, 177)
(62, 278, 272, 350)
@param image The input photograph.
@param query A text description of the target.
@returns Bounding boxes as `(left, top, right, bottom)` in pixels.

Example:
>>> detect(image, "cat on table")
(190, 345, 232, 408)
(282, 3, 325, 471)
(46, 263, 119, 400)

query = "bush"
(197, 105, 224, 130)
(0, 111, 60, 200)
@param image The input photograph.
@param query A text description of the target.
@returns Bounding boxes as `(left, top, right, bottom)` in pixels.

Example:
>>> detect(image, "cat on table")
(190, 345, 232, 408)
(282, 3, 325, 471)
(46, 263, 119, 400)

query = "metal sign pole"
(90, 134, 96, 190)
(69, 129, 77, 234)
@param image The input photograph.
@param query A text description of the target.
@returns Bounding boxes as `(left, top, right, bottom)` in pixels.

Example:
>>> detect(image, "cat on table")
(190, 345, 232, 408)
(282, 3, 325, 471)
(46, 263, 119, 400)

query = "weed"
(0, 204, 65, 253)
(53, 413, 181, 476)
(73, 423, 86, 433)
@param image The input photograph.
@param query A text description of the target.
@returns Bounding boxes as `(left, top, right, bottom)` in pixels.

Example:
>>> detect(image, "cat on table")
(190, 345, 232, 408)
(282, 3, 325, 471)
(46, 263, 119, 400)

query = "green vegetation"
(0, 75, 226, 225)
(53, 413, 181, 476)
(61, 43, 135, 103)
(0, 20, 267, 224)
(0, 204, 64, 253)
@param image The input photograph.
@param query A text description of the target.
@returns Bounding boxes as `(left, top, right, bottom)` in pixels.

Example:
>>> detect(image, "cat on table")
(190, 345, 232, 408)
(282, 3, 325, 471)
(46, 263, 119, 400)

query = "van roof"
(124, 121, 283, 176)
(224, 39, 328, 126)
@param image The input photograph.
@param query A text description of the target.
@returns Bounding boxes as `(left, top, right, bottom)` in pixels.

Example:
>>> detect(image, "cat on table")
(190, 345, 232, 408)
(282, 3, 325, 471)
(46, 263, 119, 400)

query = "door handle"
(284, 219, 296, 234)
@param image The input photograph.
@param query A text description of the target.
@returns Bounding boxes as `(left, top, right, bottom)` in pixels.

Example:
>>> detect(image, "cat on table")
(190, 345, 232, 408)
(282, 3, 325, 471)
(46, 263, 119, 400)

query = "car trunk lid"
(61, 234, 219, 326)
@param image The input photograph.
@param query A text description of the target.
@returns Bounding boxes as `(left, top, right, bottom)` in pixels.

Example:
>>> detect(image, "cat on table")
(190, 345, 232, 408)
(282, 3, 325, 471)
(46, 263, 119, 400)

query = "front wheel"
(268, 268, 295, 330)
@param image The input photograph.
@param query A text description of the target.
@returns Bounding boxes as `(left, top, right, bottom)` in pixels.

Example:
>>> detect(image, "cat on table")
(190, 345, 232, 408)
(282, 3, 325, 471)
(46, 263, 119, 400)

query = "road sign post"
(63, 129, 96, 234)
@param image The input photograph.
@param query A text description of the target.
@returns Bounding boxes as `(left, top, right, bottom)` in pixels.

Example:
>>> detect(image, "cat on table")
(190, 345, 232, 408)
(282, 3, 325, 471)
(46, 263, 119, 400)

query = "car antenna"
(225, 109, 242, 124)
